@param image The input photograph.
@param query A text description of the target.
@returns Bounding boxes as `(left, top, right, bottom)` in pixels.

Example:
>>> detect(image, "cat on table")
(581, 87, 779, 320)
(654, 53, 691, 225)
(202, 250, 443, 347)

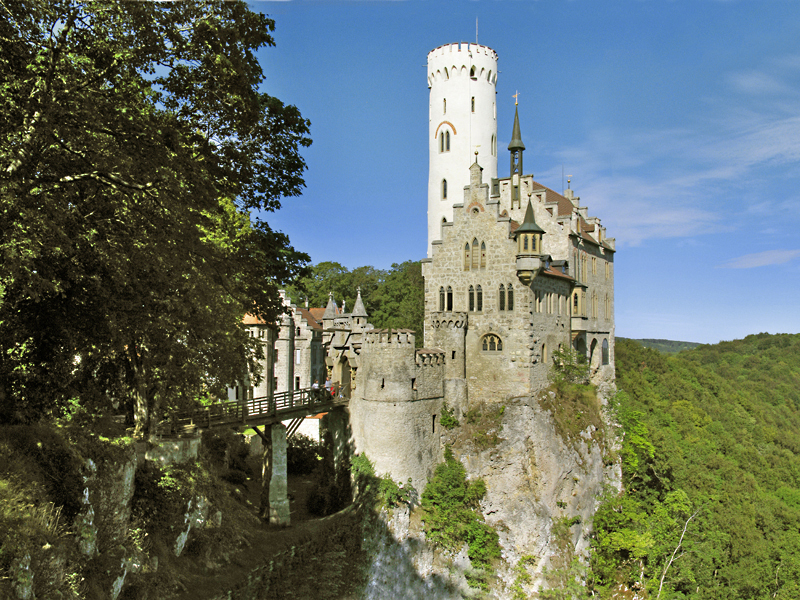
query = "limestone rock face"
(362, 389, 621, 599)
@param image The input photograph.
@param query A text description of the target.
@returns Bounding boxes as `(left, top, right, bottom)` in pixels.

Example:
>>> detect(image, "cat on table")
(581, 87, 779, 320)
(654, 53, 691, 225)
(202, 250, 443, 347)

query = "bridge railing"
(162, 386, 343, 433)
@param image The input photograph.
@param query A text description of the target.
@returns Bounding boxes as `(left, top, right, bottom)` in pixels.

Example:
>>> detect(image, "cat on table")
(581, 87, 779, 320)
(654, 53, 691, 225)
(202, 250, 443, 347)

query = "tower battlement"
(362, 328, 415, 347)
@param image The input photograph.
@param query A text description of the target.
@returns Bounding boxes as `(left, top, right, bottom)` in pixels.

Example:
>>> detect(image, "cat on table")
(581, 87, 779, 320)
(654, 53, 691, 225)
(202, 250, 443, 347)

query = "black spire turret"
(508, 104, 525, 206)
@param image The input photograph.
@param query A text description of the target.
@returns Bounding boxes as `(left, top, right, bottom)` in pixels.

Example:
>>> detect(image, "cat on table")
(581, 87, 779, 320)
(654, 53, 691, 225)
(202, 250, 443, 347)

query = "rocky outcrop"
(360, 387, 621, 599)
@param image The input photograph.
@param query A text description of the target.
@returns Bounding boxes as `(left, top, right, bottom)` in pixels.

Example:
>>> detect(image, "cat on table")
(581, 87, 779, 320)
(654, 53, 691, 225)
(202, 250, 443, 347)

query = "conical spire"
(351, 287, 368, 318)
(323, 291, 338, 319)
(508, 106, 525, 152)
(515, 199, 545, 234)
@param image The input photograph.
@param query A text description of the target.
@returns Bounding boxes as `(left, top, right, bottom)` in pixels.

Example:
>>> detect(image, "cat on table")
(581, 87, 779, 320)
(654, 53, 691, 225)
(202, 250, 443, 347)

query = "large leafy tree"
(0, 1, 311, 434)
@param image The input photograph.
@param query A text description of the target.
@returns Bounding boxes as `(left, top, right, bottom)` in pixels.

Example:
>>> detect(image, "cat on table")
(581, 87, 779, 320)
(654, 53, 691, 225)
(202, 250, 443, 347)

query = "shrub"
(421, 447, 501, 588)
(440, 403, 459, 429)
(287, 433, 322, 475)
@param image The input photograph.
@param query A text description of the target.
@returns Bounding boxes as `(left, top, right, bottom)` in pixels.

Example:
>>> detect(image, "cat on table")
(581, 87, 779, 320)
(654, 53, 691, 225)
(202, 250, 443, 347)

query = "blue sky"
(251, 1, 800, 345)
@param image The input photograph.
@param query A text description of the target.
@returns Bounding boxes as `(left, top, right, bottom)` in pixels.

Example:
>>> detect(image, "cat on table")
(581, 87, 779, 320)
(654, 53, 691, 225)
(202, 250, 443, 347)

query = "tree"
(0, 1, 311, 433)
(369, 261, 424, 345)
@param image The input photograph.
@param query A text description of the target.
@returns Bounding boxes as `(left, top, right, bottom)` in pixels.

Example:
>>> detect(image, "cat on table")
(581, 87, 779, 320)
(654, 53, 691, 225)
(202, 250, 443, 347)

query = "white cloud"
(718, 249, 800, 269)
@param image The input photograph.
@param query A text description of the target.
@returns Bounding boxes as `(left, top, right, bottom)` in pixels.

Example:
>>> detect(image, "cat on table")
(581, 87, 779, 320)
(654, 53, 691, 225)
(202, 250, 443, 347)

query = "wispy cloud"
(542, 55, 800, 247)
(719, 249, 800, 269)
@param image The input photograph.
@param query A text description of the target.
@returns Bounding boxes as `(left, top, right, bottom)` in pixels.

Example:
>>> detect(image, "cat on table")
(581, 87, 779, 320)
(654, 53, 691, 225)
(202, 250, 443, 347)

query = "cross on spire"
(513, 90, 520, 105)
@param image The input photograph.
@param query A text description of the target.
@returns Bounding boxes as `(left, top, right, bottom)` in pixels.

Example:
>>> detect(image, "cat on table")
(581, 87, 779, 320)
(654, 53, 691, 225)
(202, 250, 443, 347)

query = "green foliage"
(626, 338, 702, 354)
(590, 335, 800, 599)
(287, 433, 322, 476)
(131, 461, 210, 535)
(421, 447, 501, 589)
(348, 454, 413, 509)
(540, 380, 604, 453)
(510, 555, 537, 600)
(0, 1, 311, 430)
(552, 346, 590, 385)
(440, 402, 459, 429)
(286, 260, 424, 346)
(461, 404, 505, 450)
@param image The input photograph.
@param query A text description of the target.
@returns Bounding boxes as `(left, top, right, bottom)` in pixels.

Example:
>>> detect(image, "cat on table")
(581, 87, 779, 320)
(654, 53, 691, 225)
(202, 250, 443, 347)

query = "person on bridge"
(325, 377, 332, 399)
(312, 379, 320, 402)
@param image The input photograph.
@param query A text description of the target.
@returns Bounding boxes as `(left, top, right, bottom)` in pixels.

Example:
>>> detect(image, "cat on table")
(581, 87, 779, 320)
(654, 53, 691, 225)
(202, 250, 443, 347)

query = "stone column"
(269, 423, 290, 526)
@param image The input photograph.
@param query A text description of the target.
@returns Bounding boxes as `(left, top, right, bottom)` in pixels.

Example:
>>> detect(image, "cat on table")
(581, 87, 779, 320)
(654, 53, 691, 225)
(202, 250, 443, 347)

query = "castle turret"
(351, 287, 368, 332)
(427, 43, 498, 256)
(514, 199, 545, 286)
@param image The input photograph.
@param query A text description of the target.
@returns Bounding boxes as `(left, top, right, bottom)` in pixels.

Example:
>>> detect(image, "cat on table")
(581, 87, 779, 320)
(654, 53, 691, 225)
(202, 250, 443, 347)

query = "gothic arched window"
(472, 238, 479, 270)
(464, 243, 471, 271)
(446, 286, 453, 311)
(480, 242, 486, 268)
(507, 284, 514, 311)
(476, 285, 483, 311)
(499, 284, 505, 311)
(468, 285, 475, 312)
(481, 334, 503, 353)
(439, 287, 445, 311)
(439, 131, 444, 153)
(602, 339, 610, 365)
(445, 130, 450, 151)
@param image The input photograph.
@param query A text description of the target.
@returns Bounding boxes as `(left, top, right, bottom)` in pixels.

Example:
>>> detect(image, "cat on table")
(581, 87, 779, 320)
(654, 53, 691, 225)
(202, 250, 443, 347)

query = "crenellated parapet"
(425, 312, 467, 380)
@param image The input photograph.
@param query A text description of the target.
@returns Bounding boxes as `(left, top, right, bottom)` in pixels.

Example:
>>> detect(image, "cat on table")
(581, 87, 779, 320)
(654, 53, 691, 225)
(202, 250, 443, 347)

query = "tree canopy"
(286, 260, 424, 344)
(590, 334, 800, 599)
(0, 1, 311, 433)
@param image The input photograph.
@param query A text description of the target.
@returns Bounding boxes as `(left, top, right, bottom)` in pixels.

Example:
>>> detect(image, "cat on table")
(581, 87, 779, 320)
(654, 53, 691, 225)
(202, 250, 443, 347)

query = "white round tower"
(427, 43, 498, 256)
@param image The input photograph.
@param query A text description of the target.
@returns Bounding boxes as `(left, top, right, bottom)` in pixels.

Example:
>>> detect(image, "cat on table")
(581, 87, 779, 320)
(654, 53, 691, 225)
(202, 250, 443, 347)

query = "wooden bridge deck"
(164, 388, 348, 433)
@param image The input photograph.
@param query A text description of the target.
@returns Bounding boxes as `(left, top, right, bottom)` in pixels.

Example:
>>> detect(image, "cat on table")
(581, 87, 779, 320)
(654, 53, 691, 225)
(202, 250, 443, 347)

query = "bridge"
(163, 386, 350, 437)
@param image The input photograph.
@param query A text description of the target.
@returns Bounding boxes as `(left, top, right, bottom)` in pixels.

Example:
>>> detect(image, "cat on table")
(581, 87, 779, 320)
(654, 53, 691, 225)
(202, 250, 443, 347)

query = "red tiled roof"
(298, 308, 323, 330)
(243, 313, 269, 325)
(308, 307, 326, 322)
(540, 266, 575, 281)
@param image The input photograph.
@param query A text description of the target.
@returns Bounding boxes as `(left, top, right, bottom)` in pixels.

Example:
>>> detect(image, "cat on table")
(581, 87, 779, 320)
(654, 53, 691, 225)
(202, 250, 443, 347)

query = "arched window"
(542, 343, 548, 363)
(446, 286, 453, 311)
(439, 287, 445, 311)
(523, 235, 529, 251)
(602, 339, 610, 365)
(442, 179, 447, 201)
(472, 238, 479, 270)
(499, 284, 505, 311)
(573, 292, 579, 314)
(481, 334, 503, 352)
(470, 66, 476, 79)
(471, 96, 475, 112)
(464, 243, 471, 271)
(476, 285, 483, 311)
(443, 98, 446, 113)
(507, 284, 514, 311)
(439, 132, 444, 153)
(491, 134, 496, 156)
(295, 327, 301, 337)
(445, 130, 450, 151)
(480, 242, 486, 268)
(468, 285, 475, 312)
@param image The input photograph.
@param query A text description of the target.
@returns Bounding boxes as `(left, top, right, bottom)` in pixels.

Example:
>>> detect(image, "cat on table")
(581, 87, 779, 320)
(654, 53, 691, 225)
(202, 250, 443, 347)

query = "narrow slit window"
(439, 287, 445, 311)
(446, 286, 453, 311)
(499, 284, 505, 311)
(476, 285, 483, 311)
(468, 285, 475, 312)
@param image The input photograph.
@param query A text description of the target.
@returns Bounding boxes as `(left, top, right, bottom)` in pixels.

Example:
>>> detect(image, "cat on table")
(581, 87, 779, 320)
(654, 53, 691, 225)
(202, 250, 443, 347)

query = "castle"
(241, 42, 616, 494)
(337, 43, 615, 492)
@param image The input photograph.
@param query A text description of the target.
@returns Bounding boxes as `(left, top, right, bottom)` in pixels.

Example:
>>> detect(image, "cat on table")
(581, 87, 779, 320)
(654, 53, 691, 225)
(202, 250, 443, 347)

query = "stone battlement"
(363, 329, 416, 346)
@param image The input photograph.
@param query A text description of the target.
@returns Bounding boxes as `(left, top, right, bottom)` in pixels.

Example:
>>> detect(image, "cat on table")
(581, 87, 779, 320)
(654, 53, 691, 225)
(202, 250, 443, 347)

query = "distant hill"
(591, 332, 800, 598)
(620, 337, 701, 354)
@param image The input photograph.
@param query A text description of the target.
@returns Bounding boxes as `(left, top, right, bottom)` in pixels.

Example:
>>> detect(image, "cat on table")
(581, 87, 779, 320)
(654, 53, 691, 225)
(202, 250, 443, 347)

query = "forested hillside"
(592, 334, 800, 599)
(624, 339, 702, 354)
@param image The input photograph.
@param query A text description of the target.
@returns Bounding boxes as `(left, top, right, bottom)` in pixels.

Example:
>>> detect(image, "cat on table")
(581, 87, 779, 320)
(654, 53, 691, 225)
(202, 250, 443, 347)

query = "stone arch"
(589, 338, 600, 370)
